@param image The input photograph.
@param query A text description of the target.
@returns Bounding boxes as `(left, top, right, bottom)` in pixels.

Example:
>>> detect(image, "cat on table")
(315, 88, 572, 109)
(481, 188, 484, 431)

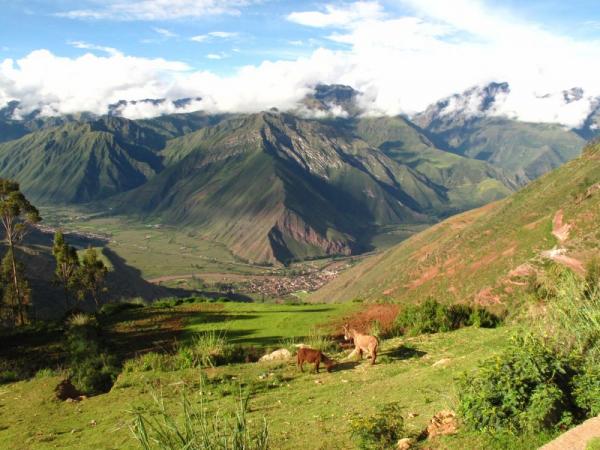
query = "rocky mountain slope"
(414, 82, 587, 181)
(113, 112, 448, 263)
(310, 140, 600, 303)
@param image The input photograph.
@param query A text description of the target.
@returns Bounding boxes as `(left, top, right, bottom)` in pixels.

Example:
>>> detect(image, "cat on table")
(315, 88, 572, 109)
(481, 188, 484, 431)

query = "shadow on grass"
(382, 345, 427, 360)
(330, 361, 361, 372)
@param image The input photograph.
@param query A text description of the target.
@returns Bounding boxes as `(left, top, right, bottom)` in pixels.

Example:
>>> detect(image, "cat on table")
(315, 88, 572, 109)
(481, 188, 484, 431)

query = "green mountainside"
(311, 140, 600, 303)
(0, 117, 165, 203)
(113, 112, 444, 263)
(349, 116, 518, 211)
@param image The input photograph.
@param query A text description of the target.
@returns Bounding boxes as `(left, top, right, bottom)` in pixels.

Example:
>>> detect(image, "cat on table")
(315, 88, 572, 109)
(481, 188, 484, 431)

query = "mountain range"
(0, 82, 594, 263)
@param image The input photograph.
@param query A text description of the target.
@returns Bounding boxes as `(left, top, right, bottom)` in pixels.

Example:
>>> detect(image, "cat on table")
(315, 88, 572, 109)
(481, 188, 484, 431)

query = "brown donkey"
(343, 324, 378, 365)
(297, 347, 335, 373)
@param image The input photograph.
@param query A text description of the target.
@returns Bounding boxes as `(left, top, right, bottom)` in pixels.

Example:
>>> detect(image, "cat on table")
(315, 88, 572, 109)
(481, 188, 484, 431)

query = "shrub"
(190, 330, 231, 367)
(394, 298, 500, 336)
(349, 402, 405, 450)
(573, 362, 600, 416)
(34, 368, 59, 379)
(67, 313, 97, 327)
(124, 352, 175, 373)
(99, 300, 145, 316)
(70, 353, 119, 394)
(458, 334, 579, 433)
(0, 370, 18, 384)
(66, 314, 118, 395)
(131, 391, 269, 450)
(305, 329, 337, 353)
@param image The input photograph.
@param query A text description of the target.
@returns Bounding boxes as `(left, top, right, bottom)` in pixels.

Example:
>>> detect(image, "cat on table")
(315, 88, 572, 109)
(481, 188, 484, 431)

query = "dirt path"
(540, 416, 600, 450)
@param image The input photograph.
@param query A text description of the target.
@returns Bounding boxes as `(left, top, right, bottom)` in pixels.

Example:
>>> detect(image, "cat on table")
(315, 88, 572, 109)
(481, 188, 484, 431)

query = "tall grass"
(539, 270, 600, 361)
(190, 330, 231, 367)
(131, 390, 268, 450)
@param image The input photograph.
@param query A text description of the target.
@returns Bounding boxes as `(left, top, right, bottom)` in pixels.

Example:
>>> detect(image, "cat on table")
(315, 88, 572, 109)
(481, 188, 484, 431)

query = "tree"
(52, 231, 80, 310)
(77, 247, 108, 310)
(0, 179, 40, 325)
(1, 250, 31, 325)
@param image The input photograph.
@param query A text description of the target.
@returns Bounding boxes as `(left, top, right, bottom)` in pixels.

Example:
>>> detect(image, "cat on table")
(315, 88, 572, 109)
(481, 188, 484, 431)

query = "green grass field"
(0, 301, 559, 450)
(185, 302, 359, 346)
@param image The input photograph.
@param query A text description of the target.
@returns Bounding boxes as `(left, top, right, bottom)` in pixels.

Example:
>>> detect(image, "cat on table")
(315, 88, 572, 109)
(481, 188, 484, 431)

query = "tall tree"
(0, 179, 41, 325)
(52, 231, 80, 310)
(1, 250, 31, 324)
(77, 247, 108, 310)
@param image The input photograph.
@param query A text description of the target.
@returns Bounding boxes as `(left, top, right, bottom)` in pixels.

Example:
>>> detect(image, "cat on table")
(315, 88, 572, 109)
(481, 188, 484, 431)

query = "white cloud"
(56, 0, 251, 21)
(4, 0, 600, 127)
(153, 27, 177, 38)
(68, 41, 122, 56)
(287, 1, 384, 28)
(0, 49, 189, 118)
(190, 31, 239, 43)
(206, 53, 227, 60)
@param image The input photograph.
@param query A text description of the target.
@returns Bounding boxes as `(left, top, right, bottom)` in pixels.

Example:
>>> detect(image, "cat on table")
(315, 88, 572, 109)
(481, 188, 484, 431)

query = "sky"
(2, 0, 600, 124)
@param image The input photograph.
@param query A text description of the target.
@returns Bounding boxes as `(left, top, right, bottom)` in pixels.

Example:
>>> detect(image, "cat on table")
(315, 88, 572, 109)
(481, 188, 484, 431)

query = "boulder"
(259, 348, 292, 362)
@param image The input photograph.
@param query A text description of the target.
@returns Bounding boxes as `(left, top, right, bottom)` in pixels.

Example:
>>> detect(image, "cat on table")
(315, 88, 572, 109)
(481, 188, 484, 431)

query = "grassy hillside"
(0, 300, 525, 450)
(311, 141, 600, 304)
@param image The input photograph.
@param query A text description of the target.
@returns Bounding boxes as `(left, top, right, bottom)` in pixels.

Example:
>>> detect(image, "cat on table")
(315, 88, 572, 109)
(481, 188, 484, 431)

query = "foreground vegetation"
(2, 260, 600, 449)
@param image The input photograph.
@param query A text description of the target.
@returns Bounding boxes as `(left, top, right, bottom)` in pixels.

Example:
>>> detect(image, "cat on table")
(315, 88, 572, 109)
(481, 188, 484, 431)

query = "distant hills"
(0, 82, 594, 263)
(311, 140, 600, 304)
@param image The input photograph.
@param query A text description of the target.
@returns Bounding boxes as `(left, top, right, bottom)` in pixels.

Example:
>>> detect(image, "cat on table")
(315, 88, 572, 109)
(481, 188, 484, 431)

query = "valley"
(2, 81, 600, 450)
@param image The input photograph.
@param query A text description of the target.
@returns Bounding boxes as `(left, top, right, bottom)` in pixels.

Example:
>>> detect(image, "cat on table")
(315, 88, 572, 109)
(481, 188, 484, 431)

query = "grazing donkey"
(343, 323, 378, 365)
(297, 347, 335, 373)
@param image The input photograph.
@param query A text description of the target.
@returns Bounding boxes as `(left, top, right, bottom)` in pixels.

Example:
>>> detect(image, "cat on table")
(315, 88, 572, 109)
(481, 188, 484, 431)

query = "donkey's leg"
(315, 361, 320, 373)
(371, 347, 377, 365)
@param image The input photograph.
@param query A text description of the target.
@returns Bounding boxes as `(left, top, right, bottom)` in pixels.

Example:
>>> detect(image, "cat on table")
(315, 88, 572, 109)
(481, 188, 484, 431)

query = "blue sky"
(2, 0, 600, 123)
(2, 0, 600, 73)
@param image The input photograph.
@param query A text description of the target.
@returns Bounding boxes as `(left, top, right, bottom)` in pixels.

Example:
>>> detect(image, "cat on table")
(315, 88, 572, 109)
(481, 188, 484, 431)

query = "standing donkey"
(343, 323, 378, 365)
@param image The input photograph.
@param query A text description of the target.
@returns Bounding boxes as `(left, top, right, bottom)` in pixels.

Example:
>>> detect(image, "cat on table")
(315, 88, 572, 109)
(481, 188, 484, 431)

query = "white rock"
(259, 348, 292, 362)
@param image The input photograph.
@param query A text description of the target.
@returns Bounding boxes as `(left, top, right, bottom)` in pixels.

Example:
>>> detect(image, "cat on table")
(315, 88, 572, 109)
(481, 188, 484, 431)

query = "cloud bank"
(3, 0, 600, 127)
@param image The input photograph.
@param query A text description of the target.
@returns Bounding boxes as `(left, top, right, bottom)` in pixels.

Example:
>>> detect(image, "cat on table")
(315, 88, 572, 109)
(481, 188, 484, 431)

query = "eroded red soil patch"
(552, 209, 572, 242)
(330, 304, 400, 335)
(406, 266, 439, 289)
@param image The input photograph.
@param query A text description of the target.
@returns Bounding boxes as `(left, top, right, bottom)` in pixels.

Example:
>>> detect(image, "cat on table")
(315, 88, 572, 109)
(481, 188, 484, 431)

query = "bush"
(66, 314, 118, 395)
(394, 298, 500, 336)
(131, 391, 269, 450)
(573, 363, 600, 416)
(349, 402, 405, 450)
(124, 352, 175, 373)
(99, 300, 145, 316)
(70, 353, 119, 394)
(305, 329, 337, 353)
(458, 334, 579, 433)
(0, 370, 18, 384)
(34, 368, 59, 378)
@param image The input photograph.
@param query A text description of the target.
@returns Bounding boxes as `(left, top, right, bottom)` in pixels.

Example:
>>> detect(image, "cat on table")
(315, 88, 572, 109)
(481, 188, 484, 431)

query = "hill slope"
(310, 141, 600, 303)
(0, 117, 165, 204)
